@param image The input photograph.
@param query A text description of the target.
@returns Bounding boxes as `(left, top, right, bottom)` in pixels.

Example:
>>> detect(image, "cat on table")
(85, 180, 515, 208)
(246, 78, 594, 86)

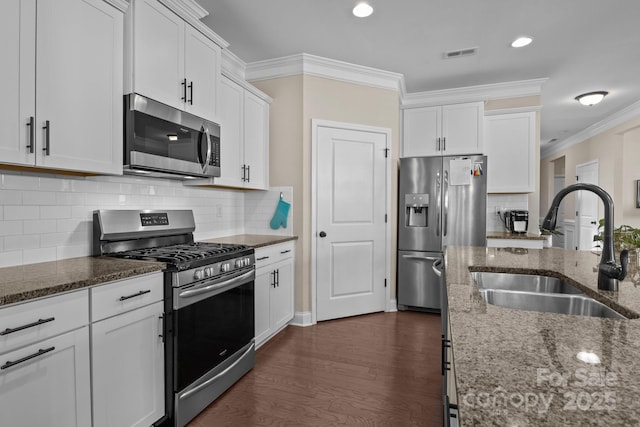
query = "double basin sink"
(472, 271, 626, 319)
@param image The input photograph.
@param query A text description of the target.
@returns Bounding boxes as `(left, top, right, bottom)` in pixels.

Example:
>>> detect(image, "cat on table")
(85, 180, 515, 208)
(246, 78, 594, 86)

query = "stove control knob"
(235, 259, 243, 268)
(193, 269, 204, 280)
(245, 257, 251, 266)
(204, 267, 213, 277)
(221, 263, 230, 273)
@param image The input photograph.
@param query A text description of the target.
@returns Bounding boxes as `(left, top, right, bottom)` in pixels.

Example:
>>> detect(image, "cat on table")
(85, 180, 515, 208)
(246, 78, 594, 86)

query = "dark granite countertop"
(0, 257, 165, 307)
(445, 246, 640, 426)
(487, 231, 546, 240)
(200, 234, 297, 248)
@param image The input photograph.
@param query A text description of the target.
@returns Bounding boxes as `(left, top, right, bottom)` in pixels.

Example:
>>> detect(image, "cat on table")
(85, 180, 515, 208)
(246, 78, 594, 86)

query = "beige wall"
(253, 75, 400, 314)
(540, 116, 640, 227)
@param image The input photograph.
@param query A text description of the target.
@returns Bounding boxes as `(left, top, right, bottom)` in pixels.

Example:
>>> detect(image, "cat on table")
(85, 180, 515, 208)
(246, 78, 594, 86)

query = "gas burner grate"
(111, 242, 249, 264)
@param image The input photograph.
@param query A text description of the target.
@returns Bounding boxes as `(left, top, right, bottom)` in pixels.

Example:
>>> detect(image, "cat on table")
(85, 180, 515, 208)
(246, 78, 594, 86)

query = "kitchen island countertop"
(446, 246, 640, 426)
(487, 231, 546, 240)
(0, 257, 165, 307)
(200, 234, 297, 248)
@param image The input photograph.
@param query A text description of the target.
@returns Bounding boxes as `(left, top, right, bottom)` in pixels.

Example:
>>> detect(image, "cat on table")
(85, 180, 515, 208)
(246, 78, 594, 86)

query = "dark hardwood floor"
(188, 311, 443, 426)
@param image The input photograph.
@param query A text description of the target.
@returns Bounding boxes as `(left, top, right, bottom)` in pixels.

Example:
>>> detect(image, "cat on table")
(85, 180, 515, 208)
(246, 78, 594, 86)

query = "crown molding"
(485, 105, 543, 116)
(104, 0, 129, 12)
(158, 0, 229, 48)
(221, 49, 247, 82)
(401, 78, 548, 108)
(245, 53, 405, 93)
(541, 99, 640, 160)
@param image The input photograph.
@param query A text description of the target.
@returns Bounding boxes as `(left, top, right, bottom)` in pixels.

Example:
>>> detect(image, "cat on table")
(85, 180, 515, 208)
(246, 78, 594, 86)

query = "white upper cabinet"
(484, 111, 536, 193)
(402, 102, 483, 157)
(129, 0, 221, 121)
(190, 75, 269, 190)
(0, 0, 123, 175)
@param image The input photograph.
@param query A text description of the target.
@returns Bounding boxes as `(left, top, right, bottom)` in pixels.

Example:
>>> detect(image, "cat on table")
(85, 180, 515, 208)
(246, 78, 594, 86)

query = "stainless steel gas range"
(93, 210, 255, 427)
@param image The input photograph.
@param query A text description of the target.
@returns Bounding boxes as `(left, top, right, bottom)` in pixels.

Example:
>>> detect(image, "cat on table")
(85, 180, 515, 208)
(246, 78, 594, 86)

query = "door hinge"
(576, 210, 579, 217)
(385, 214, 388, 223)
(384, 148, 389, 158)
(576, 175, 579, 181)
(384, 278, 387, 288)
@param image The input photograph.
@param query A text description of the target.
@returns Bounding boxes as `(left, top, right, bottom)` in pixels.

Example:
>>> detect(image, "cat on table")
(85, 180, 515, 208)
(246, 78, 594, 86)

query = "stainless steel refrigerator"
(397, 155, 487, 311)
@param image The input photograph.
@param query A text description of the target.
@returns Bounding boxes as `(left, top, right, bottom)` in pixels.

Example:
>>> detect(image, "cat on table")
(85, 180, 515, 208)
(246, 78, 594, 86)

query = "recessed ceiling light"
(353, 2, 373, 18)
(511, 36, 533, 48)
(575, 91, 608, 106)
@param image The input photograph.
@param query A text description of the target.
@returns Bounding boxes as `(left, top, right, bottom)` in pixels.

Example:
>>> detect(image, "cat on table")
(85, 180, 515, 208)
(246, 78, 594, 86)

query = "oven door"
(124, 93, 220, 178)
(172, 267, 255, 426)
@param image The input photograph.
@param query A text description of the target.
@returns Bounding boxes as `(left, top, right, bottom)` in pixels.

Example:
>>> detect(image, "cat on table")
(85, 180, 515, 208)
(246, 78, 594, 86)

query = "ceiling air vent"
(443, 47, 479, 59)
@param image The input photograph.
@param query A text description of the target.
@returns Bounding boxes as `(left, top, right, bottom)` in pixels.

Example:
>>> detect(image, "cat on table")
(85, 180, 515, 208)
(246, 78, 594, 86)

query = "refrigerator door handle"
(401, 255, 440, 262)
(436, 171, 441, 237)
(443, 170, 449, 237)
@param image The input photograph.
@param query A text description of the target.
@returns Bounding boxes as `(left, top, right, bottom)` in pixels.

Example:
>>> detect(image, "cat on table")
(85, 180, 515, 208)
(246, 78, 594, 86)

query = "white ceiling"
(199, 0, 640, 147)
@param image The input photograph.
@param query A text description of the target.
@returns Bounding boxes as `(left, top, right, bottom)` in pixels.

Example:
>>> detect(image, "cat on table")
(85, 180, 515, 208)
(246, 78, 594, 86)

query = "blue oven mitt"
(270, 198, 290, 229)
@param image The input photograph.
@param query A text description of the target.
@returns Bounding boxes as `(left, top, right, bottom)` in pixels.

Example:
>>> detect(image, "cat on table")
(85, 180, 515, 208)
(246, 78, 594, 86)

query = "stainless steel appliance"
(504, 209, 529, 233)
(93, 210, 255, 427)
(397, 155, 487, 311)
(124, 93, 221, 179)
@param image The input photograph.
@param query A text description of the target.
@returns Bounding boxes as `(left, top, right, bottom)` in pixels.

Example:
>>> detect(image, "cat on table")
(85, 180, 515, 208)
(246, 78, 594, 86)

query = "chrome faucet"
(542, 183, 629, 291)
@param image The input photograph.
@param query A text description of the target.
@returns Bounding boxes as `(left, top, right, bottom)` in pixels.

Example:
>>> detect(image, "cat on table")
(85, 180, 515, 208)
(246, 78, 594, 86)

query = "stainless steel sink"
(472, 271, 584, 294)
(479, 289, 626, 319)
(472, 271, 627, 319)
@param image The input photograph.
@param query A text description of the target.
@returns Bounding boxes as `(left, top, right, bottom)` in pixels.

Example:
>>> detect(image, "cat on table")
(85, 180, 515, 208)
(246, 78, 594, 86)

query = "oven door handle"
(178, 341, 255, 401)
(178, 269, 254, 299)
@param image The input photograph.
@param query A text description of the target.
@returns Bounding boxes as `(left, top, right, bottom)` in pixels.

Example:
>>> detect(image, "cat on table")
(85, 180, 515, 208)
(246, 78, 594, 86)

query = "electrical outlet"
(495, 206, 501, 216)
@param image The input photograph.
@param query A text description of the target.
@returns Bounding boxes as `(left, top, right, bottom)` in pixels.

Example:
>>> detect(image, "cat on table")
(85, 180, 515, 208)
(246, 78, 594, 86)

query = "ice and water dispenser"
(405, 194, 429, 227)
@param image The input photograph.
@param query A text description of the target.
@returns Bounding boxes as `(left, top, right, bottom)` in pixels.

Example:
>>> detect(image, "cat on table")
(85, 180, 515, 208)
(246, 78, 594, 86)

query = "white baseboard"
(290, 311, 313, 327)
(386, 299, 398, 312)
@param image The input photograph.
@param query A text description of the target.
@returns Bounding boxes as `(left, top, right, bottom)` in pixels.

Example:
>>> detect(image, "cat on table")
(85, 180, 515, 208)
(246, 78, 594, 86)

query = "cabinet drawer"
(255, 241, 294, 269)
(0, 290, 89, 355)
(91, 272, 163, 322)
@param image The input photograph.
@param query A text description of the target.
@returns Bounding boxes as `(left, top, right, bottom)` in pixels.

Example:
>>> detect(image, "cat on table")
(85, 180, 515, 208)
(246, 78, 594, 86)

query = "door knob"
(319, 231, 327, 238)
(590, 221, 597, 225)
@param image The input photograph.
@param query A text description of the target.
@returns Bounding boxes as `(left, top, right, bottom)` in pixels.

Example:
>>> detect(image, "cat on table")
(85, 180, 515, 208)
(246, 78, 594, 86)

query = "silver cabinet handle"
(246, 165, 250, 182)
(241, 164, 246, 182)
(443, 136, 446, 152)
(280, 250, 291, 254)
(26, 116, 35, 153)
(436, 137, 440, 152)
(42, 120, 50, 155)
(256, 256, 270, 261)
(181, 78, 187, 102)
(188, 81, 193, 105)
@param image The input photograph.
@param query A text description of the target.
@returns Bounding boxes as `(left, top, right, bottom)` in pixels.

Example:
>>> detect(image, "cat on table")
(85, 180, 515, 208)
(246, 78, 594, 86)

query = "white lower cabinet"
(254, 242, 295, 348)
(90, 272, 164, 427)
(91, 301, 164, 427)
(0, 322, 91, 427)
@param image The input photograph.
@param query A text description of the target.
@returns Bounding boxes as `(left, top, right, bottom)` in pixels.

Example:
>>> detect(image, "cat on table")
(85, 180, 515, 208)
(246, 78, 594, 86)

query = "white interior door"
(576, 161, 599, 250)
(315, 123, 388, 321)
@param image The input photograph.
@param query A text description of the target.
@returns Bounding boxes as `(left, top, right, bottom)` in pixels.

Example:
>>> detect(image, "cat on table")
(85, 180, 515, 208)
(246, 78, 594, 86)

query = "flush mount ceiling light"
(511, 36, 533, 48)
(575, 91, 609, 106)
(353, 2, 373, 18)
(167, 134, 178, 141)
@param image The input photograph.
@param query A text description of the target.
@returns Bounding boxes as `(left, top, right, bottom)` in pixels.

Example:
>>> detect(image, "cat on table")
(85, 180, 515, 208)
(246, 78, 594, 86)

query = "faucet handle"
(619, 249, 629, 281)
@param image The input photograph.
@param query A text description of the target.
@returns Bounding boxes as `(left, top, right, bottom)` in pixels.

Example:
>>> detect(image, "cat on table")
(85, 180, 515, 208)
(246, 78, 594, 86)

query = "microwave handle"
(203, 127, 212, 171)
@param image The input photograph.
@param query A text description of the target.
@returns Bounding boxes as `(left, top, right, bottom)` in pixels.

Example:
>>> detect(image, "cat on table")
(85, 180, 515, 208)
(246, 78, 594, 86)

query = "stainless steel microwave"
(124, 93, 220, 179)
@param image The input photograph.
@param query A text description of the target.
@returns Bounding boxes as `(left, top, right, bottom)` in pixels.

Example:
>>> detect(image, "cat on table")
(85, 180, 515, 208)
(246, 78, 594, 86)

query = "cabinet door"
(484, 112, 536, 193)
(215, 77, 245, 187)
(441, 102, 483, 155)
(35, 0, 123, 174)
(92, 301, 164, 427)
(0, 327, 91, 427)
(133, 0, 184, 110)
(184, 25, 220, 121)
(243, 90, 269, 190)
(254, 266, 273, 348)
(0, 0, 35, 166)
(402, 106, 440, 157)
(271, 259, 294, 332)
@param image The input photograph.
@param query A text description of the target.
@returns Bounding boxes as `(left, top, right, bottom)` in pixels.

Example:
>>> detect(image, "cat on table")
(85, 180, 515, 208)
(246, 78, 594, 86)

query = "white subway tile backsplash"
(40, 206, 72, 219)
(23, 247, 57, 264)
(2, 173, 39, 191)
(4, 234, 40, 251)
(0, 190, 22, 205)
(0, 221, 23, 236)
(23, 191, 57, 206)
(0, 250, 22, 268)
(5, 206, 39, 220)
(23, 220, 58, 235)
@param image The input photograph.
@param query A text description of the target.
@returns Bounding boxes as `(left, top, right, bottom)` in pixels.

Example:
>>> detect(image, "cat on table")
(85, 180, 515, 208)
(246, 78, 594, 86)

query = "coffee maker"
(504, 210, 529, 233)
